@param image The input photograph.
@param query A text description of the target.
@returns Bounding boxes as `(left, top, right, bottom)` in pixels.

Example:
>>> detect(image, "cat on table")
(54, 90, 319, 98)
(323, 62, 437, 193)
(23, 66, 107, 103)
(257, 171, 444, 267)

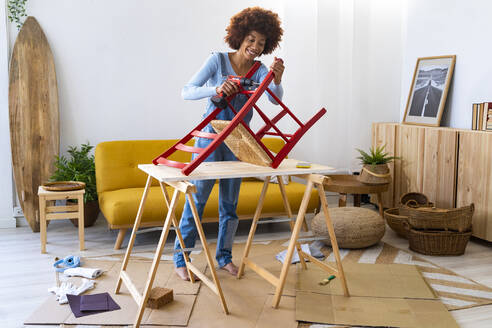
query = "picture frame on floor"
(402, 55, 456, 126)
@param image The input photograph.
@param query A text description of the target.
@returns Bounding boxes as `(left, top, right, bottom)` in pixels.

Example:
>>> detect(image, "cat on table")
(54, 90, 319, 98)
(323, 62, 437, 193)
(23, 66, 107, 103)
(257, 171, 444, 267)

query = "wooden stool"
(324, 175, 389, 216)
(38, 186, 85, 254)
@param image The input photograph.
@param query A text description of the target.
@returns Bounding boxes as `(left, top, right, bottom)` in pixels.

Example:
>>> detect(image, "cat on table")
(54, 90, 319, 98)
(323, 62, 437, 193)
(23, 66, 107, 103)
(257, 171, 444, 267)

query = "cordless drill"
(211, 77, 260, 109)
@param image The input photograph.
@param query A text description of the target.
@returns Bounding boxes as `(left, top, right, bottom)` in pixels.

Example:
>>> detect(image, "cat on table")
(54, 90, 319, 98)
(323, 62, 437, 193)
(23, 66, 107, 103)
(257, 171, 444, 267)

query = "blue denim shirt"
(182, 52, 283, 133)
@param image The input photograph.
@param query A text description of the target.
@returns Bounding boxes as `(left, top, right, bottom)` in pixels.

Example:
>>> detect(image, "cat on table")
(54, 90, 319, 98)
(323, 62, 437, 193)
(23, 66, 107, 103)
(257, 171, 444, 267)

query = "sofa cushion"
(99, 180, 319, 227)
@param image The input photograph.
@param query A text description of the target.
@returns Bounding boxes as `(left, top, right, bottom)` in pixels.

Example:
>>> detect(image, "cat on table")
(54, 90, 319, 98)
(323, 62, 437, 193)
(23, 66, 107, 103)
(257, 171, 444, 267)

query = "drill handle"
(211, 94, 228, 109)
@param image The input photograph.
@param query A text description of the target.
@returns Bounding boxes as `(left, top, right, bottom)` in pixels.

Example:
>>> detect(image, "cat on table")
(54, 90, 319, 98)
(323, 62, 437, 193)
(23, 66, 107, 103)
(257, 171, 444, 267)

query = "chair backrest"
(95, 138, 285, 193)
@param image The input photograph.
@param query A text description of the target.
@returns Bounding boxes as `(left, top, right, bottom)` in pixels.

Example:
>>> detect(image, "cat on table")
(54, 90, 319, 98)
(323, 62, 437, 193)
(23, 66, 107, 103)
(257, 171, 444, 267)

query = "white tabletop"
(138, 159, 335, 182)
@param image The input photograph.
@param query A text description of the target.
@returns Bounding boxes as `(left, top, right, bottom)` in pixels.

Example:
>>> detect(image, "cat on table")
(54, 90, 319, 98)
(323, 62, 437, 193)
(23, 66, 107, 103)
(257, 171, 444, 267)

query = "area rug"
(315, 241, 492, 311)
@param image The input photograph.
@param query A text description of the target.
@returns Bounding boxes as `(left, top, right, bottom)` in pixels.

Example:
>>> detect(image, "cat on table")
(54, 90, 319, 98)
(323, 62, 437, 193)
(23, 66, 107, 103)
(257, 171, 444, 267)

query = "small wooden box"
(146, 287, 173, 309)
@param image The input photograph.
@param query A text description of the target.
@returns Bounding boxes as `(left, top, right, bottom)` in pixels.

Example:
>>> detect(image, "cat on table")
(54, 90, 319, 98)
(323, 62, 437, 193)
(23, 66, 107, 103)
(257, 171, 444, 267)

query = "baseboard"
(0, 217, 16, 228)
(16, 217, 29, 227)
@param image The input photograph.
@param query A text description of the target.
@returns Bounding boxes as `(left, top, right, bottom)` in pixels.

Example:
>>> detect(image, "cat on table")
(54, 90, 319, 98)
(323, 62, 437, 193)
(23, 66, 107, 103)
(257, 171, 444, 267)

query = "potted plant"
(356, 145, 399, 184)
(50, 143, 99, 227)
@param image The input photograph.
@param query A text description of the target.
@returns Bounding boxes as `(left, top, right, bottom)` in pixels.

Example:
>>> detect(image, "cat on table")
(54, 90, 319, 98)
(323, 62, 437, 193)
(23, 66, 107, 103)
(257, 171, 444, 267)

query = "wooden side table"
(37, 186, 85, 254)
(324, 175, 389, 216)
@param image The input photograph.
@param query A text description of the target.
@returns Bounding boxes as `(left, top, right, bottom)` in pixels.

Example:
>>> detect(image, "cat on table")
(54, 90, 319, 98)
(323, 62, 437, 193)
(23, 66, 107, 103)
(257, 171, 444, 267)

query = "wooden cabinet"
(372, 123, 491, 241)
(456, 131, 492, 240)
(371, 123, 397, 208)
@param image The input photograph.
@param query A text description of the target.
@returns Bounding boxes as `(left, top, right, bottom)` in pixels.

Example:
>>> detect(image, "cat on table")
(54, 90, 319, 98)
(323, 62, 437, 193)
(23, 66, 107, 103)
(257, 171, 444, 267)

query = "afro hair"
(224, 7, 283, 55)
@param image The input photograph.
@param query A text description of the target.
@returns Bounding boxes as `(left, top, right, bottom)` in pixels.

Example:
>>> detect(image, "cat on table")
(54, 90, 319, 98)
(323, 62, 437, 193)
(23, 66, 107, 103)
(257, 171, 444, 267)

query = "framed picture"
(402, 55, 456, 126)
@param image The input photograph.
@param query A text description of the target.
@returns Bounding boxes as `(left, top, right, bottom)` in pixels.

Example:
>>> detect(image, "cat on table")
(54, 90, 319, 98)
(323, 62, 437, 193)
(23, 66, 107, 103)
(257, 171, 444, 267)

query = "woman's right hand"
(216, 80, 240, 96)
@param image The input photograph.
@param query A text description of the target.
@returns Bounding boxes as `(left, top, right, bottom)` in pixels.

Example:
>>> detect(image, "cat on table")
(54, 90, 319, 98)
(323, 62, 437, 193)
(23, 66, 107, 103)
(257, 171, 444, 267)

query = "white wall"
(401, 0, 492, 128)
(2, 0, 403, 225)
(0, 0, 14, 227)
(350, 0, 403, 165)
(7, 0, 285, 150)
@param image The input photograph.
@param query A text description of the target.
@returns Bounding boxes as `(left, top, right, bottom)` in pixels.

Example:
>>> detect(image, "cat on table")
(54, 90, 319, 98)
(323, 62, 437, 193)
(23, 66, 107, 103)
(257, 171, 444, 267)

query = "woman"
(174, 7, 285, 281)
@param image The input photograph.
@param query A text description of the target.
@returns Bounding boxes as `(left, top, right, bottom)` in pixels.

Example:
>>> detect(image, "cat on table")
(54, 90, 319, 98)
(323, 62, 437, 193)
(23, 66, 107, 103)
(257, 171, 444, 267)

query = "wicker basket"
(384, 208, 409, 238)
(399, 203, 474, 232)
(399, 192, 433, 208)
(406, 227, 472, 256)
(357, 164, 391, 185)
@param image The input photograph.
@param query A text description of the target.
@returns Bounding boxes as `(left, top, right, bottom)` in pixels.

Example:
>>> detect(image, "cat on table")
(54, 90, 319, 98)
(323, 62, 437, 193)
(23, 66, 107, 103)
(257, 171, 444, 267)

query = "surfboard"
(9, 17, 59, 232)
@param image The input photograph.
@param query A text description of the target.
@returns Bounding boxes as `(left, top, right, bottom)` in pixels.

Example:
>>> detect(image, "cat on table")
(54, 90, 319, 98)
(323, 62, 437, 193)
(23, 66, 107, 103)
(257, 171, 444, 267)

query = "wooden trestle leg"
(237, 178, 270, 278)
(115, 175, 229, 328)
(238, 173, 350, 309)
(115, 175, 153, 296)
(316, 181, 349, 297)
(272, 179, 314, 307)
(159, 182, 197, 283)
(186, 189, 229, 314)
(277, 176, 307, 270)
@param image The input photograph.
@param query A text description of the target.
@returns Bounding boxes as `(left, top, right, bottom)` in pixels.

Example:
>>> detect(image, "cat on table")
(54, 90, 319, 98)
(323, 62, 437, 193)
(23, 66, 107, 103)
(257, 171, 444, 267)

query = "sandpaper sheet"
(68, 293, 120, 317)
(80, 293, 111, 311)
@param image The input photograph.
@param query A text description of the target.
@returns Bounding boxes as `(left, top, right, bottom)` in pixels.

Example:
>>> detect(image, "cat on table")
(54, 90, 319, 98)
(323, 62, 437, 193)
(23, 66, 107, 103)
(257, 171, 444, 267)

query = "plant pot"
(357, 163, 391, 185)
(68, 200, 100, 227)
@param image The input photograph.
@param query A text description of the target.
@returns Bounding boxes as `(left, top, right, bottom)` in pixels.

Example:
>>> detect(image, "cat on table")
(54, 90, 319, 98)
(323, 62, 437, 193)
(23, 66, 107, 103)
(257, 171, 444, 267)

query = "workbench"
(115, 159, 349, 327)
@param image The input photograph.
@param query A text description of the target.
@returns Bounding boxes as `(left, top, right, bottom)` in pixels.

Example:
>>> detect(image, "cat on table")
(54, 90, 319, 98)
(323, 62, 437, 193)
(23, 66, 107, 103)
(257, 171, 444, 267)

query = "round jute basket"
(311, 207, 385, 249)
(404, 222, 472, 256)
(384, 208, 409, 238)
(399, 203, 474, 232)
(357, 164, 391, 185)
(399, 192, 433, 208)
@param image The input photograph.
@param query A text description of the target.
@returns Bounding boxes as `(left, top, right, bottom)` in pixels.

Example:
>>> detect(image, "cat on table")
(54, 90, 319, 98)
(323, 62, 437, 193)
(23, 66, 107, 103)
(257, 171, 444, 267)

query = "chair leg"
(78, 194, 85, 251)
(339, 193, 347, 207)
(39, 196, 47, 254)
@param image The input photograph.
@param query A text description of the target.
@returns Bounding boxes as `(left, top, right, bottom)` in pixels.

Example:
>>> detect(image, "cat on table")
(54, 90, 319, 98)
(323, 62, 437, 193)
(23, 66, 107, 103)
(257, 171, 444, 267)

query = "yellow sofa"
(95, 139, 319, 249)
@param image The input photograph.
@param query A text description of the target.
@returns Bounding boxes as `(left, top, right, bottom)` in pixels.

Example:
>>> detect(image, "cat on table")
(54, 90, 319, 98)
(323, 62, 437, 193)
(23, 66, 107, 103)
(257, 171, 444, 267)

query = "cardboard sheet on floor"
(297, 262, 437, 299)
(295, 262, 459, 327)
(231, 240, 297, 297)
(186, 272, 297, 328)
(24, 259, 205, 326)
(296, 292, 458, 328)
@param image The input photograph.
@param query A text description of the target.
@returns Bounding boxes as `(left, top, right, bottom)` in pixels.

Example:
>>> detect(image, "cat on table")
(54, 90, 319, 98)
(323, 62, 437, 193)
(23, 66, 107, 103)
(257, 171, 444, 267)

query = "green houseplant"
(8, 0, 28, 30)
(50, 143, 99, 227)
(355, 145, 399, 184)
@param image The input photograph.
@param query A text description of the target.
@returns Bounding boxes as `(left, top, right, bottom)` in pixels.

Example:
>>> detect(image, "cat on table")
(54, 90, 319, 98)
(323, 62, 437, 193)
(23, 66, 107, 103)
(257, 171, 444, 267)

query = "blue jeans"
(174, 138, 241, 268)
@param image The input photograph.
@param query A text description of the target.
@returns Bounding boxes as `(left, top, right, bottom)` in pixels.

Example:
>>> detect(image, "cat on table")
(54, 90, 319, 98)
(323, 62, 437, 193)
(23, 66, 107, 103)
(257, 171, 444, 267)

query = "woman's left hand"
(270, 57, 284, 85)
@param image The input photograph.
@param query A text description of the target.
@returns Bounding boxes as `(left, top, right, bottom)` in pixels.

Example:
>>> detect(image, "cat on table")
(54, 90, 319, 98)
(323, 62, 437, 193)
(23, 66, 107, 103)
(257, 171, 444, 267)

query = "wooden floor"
(1, 199, 491, 327)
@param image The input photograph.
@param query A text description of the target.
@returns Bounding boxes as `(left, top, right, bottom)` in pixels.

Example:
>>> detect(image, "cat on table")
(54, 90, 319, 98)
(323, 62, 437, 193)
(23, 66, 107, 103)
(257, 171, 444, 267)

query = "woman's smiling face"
(238, 31, 266, 60)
